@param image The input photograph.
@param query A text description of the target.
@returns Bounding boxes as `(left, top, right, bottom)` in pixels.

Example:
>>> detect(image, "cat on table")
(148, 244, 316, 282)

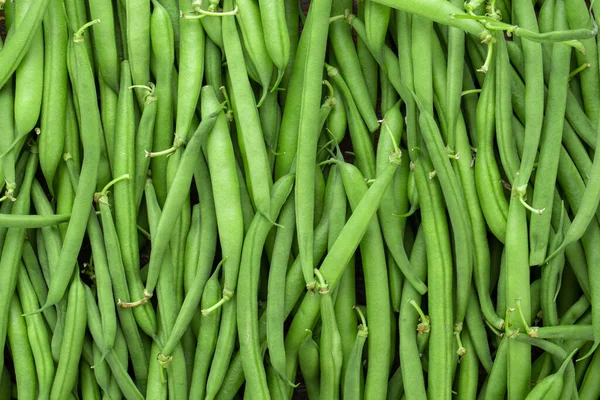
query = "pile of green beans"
(2, 0, 600, 398)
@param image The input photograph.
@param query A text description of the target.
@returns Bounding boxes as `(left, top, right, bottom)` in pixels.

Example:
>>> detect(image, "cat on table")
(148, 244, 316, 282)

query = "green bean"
(131, 85, 157, 209)
(258, 0, 289, 90)
(0, 37, 16, 203)
(49, 275, 87, 400)
(283, 152, 400, 386)
(0, 0, 51, 90)
(356, 1, 379, 108)
(399, 226, 427, 400)
(87, 0, 119, 92)
(8, 294, 36, 400)
(267, 194, 296, 384)
(144, 88, 220, 298)
(40, 22, 102, 312)
(126, 0, 151, 107)
(364, 0, 390, 54)
(260, 91, 282, 173)
(80, 359, 101, 400)
(147, 341, 167, 400)
(457, 330, 478, 400)
(198, 86, 243, 313)
(21, 240, 56, 329)
(222, 0, 273, 219)
(0, 213, 71, 228)
(39, 0, 68, 191)
(314, 269, 343, 399)
(238, 173, 295, 398)
(17, 267, 55, 400)
(204, 298, 237, 399)
(298, 330, 321, 400)
(148, 0, 175, 204)
(330, 0, 379, 132)
(529, 3, 571, 266)
(0, 147, 37, 373)
(378, 103, 427, 294)
(579, 346, 600, 400)
(189, 265, 222, 399)
(343, 307, 368, 400)
(465, 290, 493, 373)
(483, 337, 508, 400)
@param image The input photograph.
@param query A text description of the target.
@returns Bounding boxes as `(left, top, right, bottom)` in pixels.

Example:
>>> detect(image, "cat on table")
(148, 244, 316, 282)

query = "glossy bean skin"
(205, 298, 237, 400)
(49, 276, 87, 400)
(258, 0, 290, 89)
(39, 0, 68, 191)
(87, 0, 120, 92)
(317, 273, 343, 400)
(342, 313, 368, 400)
(134, 86, 158, 210)
(0, 37, 16, 202)
(7, 294, 37, 400)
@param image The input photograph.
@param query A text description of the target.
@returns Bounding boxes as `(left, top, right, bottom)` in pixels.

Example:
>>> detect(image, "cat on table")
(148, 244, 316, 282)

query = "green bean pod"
(258, 0, 290, 90)
(126, 0, 151, 107)
(298, 331, 321, 400)
(342, 309, 368, 400)
(205, 298, 237, 399)
(39, 0, 67, 192)
(0, 148, 37, 374)
(7, 294, 37, 400)
(49, 275, 87, 400)
(87, 0, 120, 92)
(222, 0, 273, 218)
(189, 266, 222, 399)
(134, 86, 158, 210)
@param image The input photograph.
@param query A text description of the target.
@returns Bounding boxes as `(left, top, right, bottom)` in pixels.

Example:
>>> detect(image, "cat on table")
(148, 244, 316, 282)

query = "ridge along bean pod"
(126, 0, 151, 108)
(14, 0, 44, 138)
(17, 267, 55, 400)
(0, 213, 71, 228)
(298, 330, 321, 400)
(267, 194, 296, 385)
(63, 157, 150, 392)
(258, 0, 289, 91)
(49, 275, 87, 400)
(149, 0, 175, 204)
(541, 213, 566, 328)
(8, 294, 36, 400)
(183, 205, 201, 298)
(145, 182, 188, 400)
(483, 337, 508, 400)
(188, 263, 222, 399)
(234, 0, 273, 104)
(87, 0, 120, 92)
(413, 153, 454, 400)
(0, 146, 37, 374)
(221, 0, 273, 218)
(0, 36, 16, 203)
(283, 151, 401, 389)
(176, 0, 205, 143)
(343, 307, 368, 400)
(144, 88, 221, 299)
(400, 225, 428, 399)
(330, 0, 379, 133)
(524, 348, 577, 400)
(37, 22, 102, 313)
(197, 86, 243, 315)
(337, 159, 392, 398)
(377, 103, 427, 294)
(0, 0, 51, 90)
(133, 84, 158, 210)
(238, 173, 295, 399)
(39, 0, 67, 193)
(412, 91, 473, 331)
(465, 290, 494, 373)
(80, 359, 101, 400)
(114, 61, 159, 334)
